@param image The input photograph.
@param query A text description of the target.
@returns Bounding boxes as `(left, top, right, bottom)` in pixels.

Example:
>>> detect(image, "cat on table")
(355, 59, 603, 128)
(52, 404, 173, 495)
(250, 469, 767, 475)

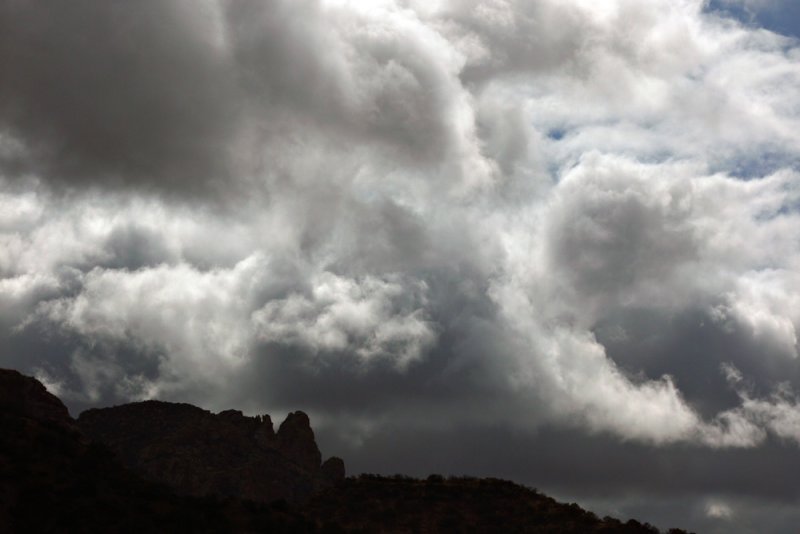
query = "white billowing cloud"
(743, 393, 800, 444)
(506, 316, 703, 445)
(226, 0, 496, 195)
(710, 270, 800, 359)
(38, 256, 268, 397)
(490, 151, 800, 445)
(1, 0, 800, 450)
(708, 364, 800, 445)
(700, 407, 768, 448)
(542, 154, 700, 317)
(540, 157, 800, 322)
(453, 0, 800, 173)
(254, 272, 435, 369)
(0, 190, 42, 232)
(34, 254, 434, 398)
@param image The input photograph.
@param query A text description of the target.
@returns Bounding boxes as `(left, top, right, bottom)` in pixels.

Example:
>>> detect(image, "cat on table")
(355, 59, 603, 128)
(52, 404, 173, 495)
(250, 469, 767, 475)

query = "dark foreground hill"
(0, 368, 694, 533)
(0, 369, 325, 533)
(307, 475, 690, 534)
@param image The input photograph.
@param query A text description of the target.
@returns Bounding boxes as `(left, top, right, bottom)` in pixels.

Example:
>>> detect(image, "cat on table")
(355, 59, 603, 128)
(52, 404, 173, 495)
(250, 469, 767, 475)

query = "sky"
(1, 1, 800, 532)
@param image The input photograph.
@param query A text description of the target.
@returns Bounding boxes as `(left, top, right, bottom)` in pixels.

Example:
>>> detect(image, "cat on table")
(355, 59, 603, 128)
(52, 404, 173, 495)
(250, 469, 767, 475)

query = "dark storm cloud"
(318, 422, 800, 501)
(225, 0, 464, 162)
(315, 421, 800, 533)
(3, 1, 800, 532)
(101, 224, 174, 271)
(241, 276, 510, 417)
(596, 307, 800, 419)
(0, 0, 486, 201)
(0, 1, 240, 197)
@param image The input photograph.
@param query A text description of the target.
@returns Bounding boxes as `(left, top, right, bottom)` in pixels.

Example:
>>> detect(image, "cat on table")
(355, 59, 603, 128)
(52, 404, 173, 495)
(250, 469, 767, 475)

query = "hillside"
(0, 368, 693, 533)
(307, 475, 688, 534)
(0, 368, 325, 533)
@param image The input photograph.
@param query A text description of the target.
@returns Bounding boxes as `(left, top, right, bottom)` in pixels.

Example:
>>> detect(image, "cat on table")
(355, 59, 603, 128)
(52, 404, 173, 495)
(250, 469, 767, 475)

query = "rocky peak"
(276, 411, 321, 471)
(0, 368, 77, 435)
(77, 401, 344, 503)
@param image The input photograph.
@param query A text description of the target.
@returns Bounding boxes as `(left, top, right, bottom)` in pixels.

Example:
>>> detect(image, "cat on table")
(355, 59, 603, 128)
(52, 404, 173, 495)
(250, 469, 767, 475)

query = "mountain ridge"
(0, 368, 693, 533)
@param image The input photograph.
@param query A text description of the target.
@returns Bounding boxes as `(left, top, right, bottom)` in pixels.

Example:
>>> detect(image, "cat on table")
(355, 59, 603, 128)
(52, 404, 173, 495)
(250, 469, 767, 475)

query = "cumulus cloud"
(254, 272, 435, 369)
(707, 363, 800, 445)
(21, 251, 434, 401)
(3, 4, 800, 526)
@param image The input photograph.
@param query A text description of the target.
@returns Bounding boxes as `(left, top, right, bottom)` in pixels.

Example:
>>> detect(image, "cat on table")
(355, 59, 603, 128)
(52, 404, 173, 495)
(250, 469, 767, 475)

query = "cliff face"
(77, 401, 345, 504)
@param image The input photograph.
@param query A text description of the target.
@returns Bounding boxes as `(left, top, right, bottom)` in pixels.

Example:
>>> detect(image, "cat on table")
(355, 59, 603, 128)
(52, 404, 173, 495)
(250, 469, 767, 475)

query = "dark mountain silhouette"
(0, 368, 694, 533)
(78, 401, 344, 504)
(307, 475, 694, 534)
(0, 368, 326, 533)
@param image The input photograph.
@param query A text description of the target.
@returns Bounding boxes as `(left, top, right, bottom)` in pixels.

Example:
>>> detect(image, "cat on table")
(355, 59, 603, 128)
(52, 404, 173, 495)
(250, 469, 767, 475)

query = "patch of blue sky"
(705, 0, 800, 40)
(710, 150, 799, 179)
(546, 128, 567, 141)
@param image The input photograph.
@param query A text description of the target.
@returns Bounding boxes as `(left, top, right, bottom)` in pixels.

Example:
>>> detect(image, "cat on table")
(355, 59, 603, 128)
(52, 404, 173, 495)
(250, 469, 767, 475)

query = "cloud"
(705, 500, 734, 519)
(709, 363, 800, 445)
(26, 253, 435, 402)
(3, 2, 800, 529)
(1, 0, 799, 442)
(488, 150, 800, 445)
(0, 1, 241, 198)
(0, 0, 496, 199)
(254, 272, 436, 370)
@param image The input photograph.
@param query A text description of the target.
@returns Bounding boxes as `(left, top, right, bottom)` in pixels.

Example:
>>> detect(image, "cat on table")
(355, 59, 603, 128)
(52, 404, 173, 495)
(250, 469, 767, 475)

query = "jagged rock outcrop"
(276, 411, 322, 472)
(0, 368, 328, 533)
(77, 400, 345, 504)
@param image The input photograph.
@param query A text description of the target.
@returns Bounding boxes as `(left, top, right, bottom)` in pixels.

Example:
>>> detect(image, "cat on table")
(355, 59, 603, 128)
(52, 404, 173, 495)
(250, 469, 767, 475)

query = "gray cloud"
(0, 1, 241, 198)
(2, 1, 800, 531)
